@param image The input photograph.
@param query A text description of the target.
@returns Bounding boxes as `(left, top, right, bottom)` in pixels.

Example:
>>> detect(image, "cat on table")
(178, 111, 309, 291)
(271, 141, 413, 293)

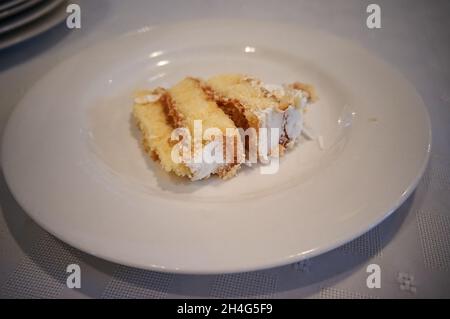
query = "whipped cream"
(254, 106, 304, 155)
(184, 137, 238, 181)
(184, 140, 222, 181)
(186, 159, 220, 181)
(256, 83, 309, 156)
(134, 93, 162, 104)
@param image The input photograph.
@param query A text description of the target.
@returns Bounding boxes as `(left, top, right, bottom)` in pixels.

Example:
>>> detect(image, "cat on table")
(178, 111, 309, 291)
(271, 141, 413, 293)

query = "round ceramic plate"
(0, 0, 66, 50)
(2, 20, 431, 274)
(0, 0, 45, 20)
(0, 0, 28, 12)
(0, 0, 64, 35)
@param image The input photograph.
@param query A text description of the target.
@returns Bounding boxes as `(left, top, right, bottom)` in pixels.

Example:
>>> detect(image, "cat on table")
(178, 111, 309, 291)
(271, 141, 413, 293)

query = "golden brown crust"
(218, 98, 251, 130)
(200, 83, 252, 130)
(160, 90, 185, 128)
(199, 82, 217, 102)
(219, 125, 242, 177)
(150, 150, 160, 162)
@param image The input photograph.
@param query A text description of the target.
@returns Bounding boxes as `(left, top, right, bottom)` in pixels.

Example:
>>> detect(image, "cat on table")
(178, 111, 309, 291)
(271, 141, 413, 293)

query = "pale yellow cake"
(133, 89, 192, 178)
(133, 78, 242, 181)
(133, 74, 317, 181)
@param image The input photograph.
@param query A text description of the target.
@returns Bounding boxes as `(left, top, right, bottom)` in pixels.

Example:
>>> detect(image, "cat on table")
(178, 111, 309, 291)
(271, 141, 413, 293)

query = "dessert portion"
(133, 78, 242, 181)
(133, 88, 192, 179)
(133, 74, 317, 181)
(206, 74, 317, 158)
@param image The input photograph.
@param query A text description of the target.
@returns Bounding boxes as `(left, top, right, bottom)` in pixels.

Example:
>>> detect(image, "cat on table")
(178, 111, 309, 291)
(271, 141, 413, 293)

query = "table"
(0, 0, 449, 298)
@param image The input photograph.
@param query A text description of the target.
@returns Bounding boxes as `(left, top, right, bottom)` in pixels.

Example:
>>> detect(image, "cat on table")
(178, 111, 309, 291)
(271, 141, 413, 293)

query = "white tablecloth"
(0, 0, 449, 298)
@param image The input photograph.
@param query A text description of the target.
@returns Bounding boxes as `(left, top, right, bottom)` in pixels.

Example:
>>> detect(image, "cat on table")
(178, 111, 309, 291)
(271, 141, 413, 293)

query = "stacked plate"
(0, 0, 67, 50)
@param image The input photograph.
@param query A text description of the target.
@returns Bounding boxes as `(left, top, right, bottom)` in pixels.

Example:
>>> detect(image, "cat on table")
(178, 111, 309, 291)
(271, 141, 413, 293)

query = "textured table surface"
(0, 0, 449, 299)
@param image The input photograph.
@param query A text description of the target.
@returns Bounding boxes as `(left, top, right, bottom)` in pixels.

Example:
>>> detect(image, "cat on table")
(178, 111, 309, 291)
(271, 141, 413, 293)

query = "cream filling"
(184, 138, 238, 181)
(254, 106, 304, 157)
(185, 140, 222, 181)
(186, 158, 220, 181)
(256, 84, 309, 157)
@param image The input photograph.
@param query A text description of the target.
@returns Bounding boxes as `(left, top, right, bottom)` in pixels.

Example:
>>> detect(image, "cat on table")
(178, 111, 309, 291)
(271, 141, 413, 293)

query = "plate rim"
(0, 0, 28, 11)
(0, 0, 67, 50)
(0, 0, 46, 20)
(0, 0, 65, 35)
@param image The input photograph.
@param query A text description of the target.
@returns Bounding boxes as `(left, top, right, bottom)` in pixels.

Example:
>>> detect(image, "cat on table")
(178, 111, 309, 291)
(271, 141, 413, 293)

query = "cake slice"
(205, 74, 317, 159)
(133, 74, 318, 181)
(133, 78, 242, 181)
(133, 88, 192, 178)
(166, 77, 242, 180)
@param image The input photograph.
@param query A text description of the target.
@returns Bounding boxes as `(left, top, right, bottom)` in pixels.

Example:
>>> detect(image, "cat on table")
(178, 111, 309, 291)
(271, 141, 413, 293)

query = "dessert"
(133, 78, 242, 181)
(206, 74, 317, 158)
(133, 74, 317, 181)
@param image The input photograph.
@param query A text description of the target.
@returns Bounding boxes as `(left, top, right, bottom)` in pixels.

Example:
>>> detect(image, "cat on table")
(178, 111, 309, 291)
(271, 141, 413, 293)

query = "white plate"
(0, 0, 44, 20)
(0, 0, 66, 50)
(0, 0, 64, 35)
(0, 0, 27, 11)
(1, 20, 431, 274)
